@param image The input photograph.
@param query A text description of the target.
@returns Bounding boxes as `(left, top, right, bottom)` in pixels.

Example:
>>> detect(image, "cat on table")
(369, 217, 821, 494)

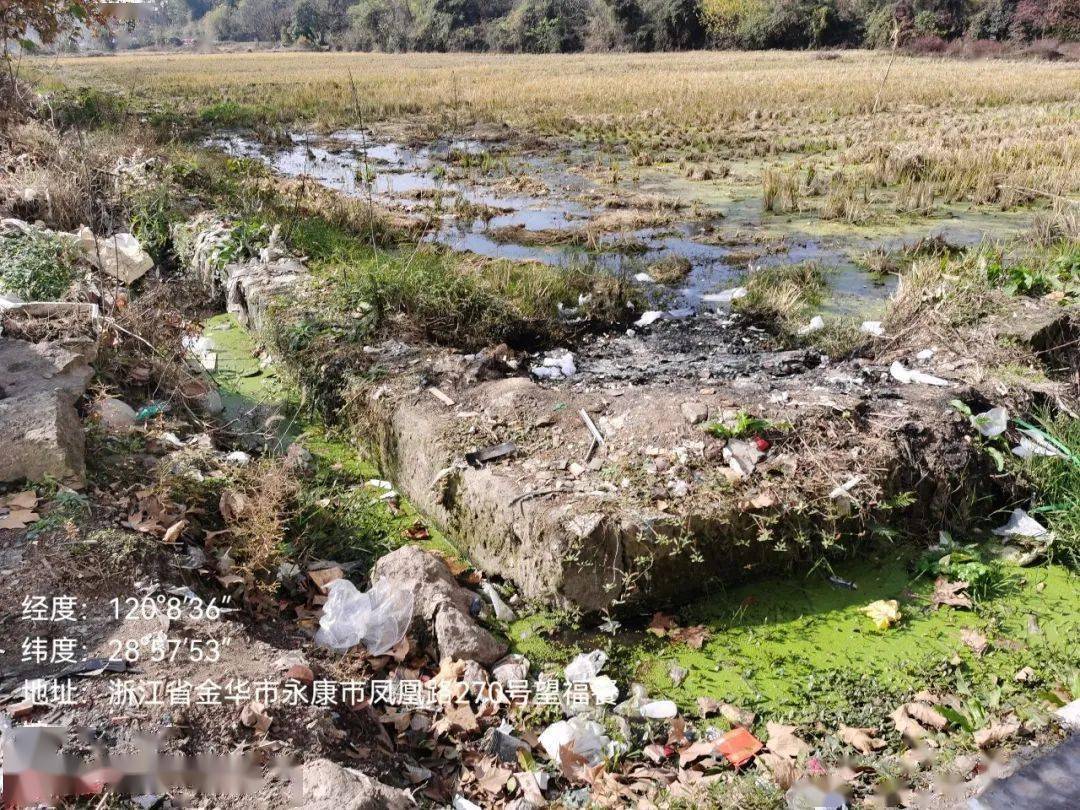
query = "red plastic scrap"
(717, 726, 763, 768)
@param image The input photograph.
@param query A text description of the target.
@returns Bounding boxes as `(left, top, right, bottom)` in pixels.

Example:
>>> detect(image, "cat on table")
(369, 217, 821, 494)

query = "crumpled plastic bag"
(564, 649, 607, 683)
(315, 578, 414, 655)
(539, 716, 611, 765)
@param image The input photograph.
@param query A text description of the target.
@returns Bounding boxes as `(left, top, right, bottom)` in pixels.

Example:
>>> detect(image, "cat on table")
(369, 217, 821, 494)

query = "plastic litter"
(315, 578, 414, 655)
(480, 582, 517, 622)
(717, 726, 763, 767)
(860, 320, 884, 337)
(465, 441, 518, 467)
(916, 348, 936, 361)
(531, 350, 577, 380)
(134, 402, 168, 422)
(992, 508, 1050, 539)
(701, 286, 747, 304)
(224, 450, 252, 466)
(971, 407, 1008, 438)
(589, 675, 619, 705)
(1054, 698, 1080, 730)
(1012, 429, 1064, 459)
(635, 310, 664, 328)
(634, 272, 655, 283)
(565, 649, 607, 683)
(797, 315, 825, 335)
(889, 361, 950, 387)
(452, 796, 483, 810)
(640, 700, 678, 719)
(538, 716, 611, 765)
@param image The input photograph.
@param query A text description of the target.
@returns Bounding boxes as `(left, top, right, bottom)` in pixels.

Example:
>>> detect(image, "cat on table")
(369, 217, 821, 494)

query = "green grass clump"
(733, 262, 826, 328)
(0, 229, 80, 300)
(197, 100, 270, 129)
(705, 411, 774, 440)
(1019, 413, 1080, 569)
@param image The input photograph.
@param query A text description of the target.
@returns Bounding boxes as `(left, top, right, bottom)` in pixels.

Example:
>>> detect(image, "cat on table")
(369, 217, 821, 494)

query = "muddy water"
(206, 130, 1033, 315)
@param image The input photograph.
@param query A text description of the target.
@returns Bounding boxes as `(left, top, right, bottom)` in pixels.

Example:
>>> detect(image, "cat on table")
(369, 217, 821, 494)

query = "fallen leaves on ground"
(646, 612, 710, 649)
(960, 628, 989, 657)
(765, 722, 810, 759)
(973, 718, 1020, 749)
(860, 599, 901, 630)
(904, 702, 948, 730)
(839, 726, 887, 755)
(933, 578, 972, 609)
(756, 751, 801, 789)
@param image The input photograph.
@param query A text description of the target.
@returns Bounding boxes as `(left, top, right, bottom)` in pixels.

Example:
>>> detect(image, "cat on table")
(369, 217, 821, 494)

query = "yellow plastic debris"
(861, 599, 901, 630)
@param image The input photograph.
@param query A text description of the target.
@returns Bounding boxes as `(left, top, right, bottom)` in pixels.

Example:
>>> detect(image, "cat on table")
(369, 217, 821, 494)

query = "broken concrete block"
(0, 338, 94, 485)
(372, 544, 473, 622)
(0, 390, 85, 485)
(77, 228, 153, 285)
(435, 604, 507, 665)
(300, 757, 414, 809)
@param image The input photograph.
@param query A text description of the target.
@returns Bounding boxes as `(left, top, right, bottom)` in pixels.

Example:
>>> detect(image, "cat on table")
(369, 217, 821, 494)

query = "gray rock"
(0, 338, 94, 485)
(372, 545, 471, 622)
(680, 401, 709, 425)
(435, 604, 507, 664)
(299, 758, 413, 809)
(91, 398, 136, 432)
(491, 653, 530, 685)
(285, 442, 313, 472)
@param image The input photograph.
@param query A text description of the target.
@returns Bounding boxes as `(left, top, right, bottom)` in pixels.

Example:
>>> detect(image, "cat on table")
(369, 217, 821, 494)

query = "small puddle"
(206, 130, 1038, 317)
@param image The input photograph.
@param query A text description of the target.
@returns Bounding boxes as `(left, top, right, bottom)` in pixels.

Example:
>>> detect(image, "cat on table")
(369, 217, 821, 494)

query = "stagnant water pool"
(206, 129, 1035, 316)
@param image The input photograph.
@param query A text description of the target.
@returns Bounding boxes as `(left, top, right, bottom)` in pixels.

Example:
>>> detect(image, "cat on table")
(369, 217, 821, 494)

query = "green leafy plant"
(0, 230, 80, 300)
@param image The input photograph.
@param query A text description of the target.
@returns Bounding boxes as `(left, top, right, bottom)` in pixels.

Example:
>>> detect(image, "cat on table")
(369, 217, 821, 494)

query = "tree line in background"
(103, 0, 1080, 53)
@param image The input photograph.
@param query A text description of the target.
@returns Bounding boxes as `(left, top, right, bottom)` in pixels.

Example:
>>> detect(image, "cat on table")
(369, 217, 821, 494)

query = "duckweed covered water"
(511, 553, 1080, 719)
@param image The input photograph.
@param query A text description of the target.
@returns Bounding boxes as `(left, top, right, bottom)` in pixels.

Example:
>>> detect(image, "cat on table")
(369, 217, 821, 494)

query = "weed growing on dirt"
(0, 229, 79, 300)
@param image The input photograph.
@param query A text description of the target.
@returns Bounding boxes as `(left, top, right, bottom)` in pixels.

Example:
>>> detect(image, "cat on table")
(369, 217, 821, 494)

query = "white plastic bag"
(565, 649, 607, 683)
(539, 716, 611, 765)
(315, 578, 414, 655)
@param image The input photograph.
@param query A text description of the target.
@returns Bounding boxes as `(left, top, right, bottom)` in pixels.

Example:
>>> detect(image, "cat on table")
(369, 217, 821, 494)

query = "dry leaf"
(2, 491, 38, 509)
(0, 509, 39, 530)
(973, 719, 1019, 749)
(678, 740, 718, 767)
(933, 578, 972, 610)
(219, 489, 248, 523)
(434, 702, 478, 736)
(960, 628, 988, 657)
(308, 566, 344, 593)
(839, 725, 886, 755)
(719, 703, 755, 727)
(647, 612, 677, 636)
(765, 723, 810, 759)
(891, 706, 928, 741)
(860, 599, 901, 630)
(755, 751, 800, 789)
(161, 519, 187, 544)
(904, 702, 948, 731)
(670, 625, 710, 649)
(476, 762, 511, 795)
